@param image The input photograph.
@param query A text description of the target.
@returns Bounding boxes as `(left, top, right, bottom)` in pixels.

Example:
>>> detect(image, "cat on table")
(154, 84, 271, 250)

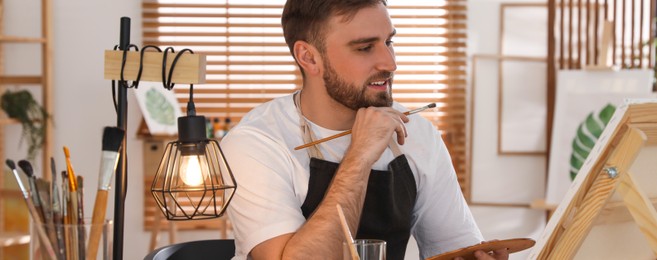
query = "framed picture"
(134, 83, 183, 136)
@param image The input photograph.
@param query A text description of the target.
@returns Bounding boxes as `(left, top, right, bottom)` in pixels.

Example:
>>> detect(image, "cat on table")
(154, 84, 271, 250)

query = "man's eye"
(385, 40, 394, 47)
(358, 45, 373, 52)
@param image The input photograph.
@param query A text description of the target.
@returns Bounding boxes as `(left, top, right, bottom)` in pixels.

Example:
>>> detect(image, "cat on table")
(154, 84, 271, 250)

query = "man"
(221, 0, 508, 259)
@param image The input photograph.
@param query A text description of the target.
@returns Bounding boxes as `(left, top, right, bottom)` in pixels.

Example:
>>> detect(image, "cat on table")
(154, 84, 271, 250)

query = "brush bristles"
(50, 157, 57, 182)
(18, 160, 34, 177)
(63, 146, 71, 158)
(427, 103, 436, 108)
(102, 127, 125, 152)
(6, 159, 15, 170)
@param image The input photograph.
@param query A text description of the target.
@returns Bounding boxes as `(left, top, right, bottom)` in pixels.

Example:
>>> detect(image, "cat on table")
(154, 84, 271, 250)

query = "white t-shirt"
(221, 92, 483, 259)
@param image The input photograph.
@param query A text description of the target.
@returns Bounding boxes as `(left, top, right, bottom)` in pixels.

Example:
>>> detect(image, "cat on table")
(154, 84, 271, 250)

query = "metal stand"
(112, 16, 130, 260)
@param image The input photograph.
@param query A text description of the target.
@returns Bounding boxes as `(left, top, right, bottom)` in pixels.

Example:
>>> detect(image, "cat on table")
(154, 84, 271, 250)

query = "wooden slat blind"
(554, 0, 655, 69)
(142, 0, 469, 230)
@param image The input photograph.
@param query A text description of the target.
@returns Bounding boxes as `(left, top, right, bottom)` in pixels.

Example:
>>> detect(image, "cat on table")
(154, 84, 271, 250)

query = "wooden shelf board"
(0, 76, 42, 85)
(0, 36, 46, 43)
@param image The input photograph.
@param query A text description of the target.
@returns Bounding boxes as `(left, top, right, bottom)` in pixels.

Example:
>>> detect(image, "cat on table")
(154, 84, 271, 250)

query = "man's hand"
(348, 106, 409, 165)
(453, 241, 509, 260)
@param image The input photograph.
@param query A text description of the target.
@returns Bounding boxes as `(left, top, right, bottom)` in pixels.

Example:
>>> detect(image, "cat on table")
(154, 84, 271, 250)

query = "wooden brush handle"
(294, 130, 352, 150)
(25, 197, 58, 259)
(86, 190, 108, 260)
(294, 107, 424, 150)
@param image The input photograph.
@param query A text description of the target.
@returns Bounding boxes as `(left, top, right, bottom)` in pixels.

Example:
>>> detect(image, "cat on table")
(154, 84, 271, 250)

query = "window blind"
(142, 0, 468, 230)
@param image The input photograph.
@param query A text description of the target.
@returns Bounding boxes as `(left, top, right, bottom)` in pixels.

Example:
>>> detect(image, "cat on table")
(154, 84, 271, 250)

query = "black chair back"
(144, 239, 235, 260)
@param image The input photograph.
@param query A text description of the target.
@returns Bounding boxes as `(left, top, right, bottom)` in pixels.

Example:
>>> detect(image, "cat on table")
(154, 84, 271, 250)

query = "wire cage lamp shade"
(151, 130, 236, 220)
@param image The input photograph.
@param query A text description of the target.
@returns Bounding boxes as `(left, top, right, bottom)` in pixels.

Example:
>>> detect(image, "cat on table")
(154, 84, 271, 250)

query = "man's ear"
(293, 41, 322, 76)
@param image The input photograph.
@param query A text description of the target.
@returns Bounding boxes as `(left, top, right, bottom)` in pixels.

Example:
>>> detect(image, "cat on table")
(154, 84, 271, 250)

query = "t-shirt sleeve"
(410, 126, 483, 259)
(220, 127, 306, 258)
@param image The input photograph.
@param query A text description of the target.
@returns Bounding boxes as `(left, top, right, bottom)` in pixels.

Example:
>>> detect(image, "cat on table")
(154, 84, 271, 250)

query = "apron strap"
(388, 138, 402, 157)
(294, 91, 324, 159)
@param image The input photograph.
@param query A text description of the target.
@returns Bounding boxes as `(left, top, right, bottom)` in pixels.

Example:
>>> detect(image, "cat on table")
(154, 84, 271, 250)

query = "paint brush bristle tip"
(102, 127, 125, 152)
(5, 159, 15, 169)
(18, 160, 34, 177)
(427, 103, 436, 108)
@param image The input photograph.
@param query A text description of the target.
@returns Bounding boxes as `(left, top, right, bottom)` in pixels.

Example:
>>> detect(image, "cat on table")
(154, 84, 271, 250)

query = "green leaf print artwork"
(145, 88, 176, 126)
(569, 104, 616, 180)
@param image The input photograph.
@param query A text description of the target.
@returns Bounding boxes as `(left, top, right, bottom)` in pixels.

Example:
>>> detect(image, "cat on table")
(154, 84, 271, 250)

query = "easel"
(103, 17, 206, 259)
(529, 101, 657, 259)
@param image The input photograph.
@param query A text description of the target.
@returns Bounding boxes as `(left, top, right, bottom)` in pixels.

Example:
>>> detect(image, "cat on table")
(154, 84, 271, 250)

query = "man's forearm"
(282, 153, 371, 259)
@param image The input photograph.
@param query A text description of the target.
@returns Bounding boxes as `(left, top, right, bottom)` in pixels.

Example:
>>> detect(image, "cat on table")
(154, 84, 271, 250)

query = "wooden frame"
(497, 3, 549, 155)
(469, 54, 546, 208)
(529, 100, 657, 259)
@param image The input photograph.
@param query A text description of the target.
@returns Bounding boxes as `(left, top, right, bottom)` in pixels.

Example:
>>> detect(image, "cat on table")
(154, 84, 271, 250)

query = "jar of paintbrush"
(31, 218, 113, 260)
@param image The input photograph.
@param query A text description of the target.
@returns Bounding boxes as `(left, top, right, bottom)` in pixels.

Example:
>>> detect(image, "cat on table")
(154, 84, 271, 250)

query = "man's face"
(320, 3, 397, 110)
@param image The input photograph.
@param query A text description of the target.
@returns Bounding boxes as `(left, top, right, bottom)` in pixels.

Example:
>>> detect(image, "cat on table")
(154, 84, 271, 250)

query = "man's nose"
(375, 45, 397, 72)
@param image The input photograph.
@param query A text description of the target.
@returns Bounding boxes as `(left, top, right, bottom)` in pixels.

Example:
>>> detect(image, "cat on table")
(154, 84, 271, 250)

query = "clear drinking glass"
(31, 218, 113, 260)
(343, 239, 386, 260)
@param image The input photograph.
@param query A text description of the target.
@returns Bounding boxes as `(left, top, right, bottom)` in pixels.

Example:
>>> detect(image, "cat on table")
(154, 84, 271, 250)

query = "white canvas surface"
(500, 60, 547, 153)
(545, 69, 654, 205)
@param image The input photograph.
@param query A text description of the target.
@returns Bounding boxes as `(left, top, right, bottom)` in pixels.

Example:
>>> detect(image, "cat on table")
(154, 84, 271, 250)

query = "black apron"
(294, 92, 417, 260)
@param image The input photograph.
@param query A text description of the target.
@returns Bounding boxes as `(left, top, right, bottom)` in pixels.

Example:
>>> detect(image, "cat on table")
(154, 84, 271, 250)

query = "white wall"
(3, 0, 555, 259)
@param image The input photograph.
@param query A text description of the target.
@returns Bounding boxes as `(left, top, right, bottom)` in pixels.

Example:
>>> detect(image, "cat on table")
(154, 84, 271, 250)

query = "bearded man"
(221, 1, 508, 259)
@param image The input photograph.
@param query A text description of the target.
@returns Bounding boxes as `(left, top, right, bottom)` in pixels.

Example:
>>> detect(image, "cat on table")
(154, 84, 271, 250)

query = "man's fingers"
(395, 121, 407, 145)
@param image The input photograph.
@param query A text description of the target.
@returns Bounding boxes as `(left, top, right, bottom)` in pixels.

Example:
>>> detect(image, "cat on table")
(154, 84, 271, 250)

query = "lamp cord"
(161, 47, 196, 116)
(111, 45, 194, 116)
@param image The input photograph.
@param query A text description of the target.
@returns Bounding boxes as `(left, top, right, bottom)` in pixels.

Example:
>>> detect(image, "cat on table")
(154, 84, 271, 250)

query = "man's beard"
(322, 58, 393, 110)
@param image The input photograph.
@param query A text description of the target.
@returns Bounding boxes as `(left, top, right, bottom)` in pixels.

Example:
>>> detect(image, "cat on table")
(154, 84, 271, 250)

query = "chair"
(144, 239, 235, 260)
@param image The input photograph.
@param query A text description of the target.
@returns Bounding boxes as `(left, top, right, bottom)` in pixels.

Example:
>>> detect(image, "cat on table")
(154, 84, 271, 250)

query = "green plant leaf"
(569, 104, 616, 180)
(145, 88, 176, 126)
(0, 90, 49, 161)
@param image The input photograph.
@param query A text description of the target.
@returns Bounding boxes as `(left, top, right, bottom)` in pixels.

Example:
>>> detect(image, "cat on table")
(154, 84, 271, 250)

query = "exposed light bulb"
(180, 155, 203, 186)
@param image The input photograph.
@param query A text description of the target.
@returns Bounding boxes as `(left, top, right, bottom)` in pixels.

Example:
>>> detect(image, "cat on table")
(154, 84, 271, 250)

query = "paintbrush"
(5, 159, 57, 259)
(294, 103, 437, 150)
(77, 176, 86, 259)
(87, 126, 124, 260)
(37, 178, 59, 257)
(336, 204, 359, 260)
(62, 170, 71, 260)
(50, 157, 66, 260)
(19, 160, 57, 253)
(18, 160, 46, 223)
(63, 146, 80, 260)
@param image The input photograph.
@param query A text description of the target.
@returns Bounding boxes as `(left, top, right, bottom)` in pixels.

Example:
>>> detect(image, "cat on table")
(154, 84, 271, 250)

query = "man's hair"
(282, 0, 387, 57)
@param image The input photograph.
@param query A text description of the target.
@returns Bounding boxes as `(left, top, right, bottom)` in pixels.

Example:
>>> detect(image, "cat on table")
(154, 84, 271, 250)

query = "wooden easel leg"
(168, 221, 177, 244)
(548, 172, 618, 259)
(618, 171, 657, 254)
(149, 211, 162, 251)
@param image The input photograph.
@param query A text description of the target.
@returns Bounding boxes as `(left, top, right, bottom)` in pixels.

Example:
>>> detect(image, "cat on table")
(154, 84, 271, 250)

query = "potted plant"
(0, 89, 50, 161)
